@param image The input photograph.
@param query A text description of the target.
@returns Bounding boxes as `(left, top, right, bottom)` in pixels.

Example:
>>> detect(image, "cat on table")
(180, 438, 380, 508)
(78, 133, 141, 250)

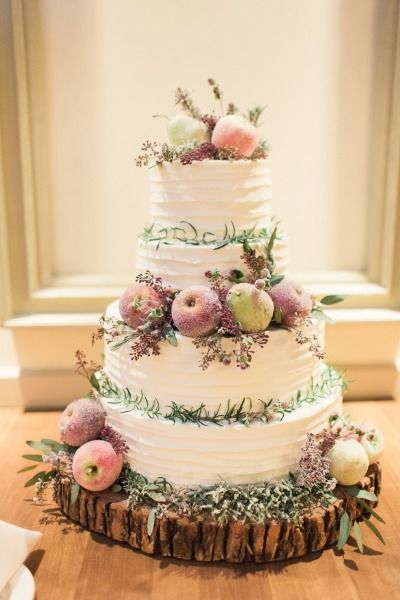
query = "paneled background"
(1, 0, 399, 406)
(25, 0, 381, 279)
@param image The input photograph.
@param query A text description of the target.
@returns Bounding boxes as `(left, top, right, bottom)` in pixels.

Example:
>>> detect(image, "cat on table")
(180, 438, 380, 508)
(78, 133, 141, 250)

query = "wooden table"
(1, 401, 399, 600)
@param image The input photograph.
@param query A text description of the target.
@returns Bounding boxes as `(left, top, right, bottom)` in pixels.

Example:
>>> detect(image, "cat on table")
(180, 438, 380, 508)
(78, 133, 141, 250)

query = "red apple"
(119, 282, 163, 329)
(211, 115, 259, 157)
(171, 285, 221, 337)
(72, 440, 123, 492)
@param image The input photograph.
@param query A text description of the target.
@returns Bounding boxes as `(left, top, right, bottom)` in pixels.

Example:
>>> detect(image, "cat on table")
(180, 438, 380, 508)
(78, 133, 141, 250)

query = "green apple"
(328, 439, 369, 485)
(167, 115, 208, 146)
(361, 427, 384, 464)
(227, 283, 274, 333)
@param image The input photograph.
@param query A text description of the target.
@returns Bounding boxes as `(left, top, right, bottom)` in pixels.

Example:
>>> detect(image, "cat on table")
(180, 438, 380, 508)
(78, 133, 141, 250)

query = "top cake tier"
(148, 159, 272, 236)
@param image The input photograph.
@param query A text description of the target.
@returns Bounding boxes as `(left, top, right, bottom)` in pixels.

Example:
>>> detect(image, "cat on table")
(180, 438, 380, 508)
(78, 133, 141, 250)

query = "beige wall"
(1, 0, 399, 406)
(24, 0, 381, 279)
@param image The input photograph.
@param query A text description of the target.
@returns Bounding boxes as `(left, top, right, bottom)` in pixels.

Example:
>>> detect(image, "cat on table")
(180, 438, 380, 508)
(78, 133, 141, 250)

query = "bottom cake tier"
(99, 366, 344, 486)
(54, 463, 381, 563)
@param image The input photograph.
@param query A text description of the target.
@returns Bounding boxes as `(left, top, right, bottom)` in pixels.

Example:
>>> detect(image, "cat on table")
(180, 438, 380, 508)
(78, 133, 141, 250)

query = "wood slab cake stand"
(54, 463, 381, 564)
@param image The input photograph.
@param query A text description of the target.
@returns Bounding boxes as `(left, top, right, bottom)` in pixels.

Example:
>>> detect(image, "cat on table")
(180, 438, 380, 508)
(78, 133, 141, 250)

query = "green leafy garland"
(92, 365, 346, 427)
(139, 221, 280, 251)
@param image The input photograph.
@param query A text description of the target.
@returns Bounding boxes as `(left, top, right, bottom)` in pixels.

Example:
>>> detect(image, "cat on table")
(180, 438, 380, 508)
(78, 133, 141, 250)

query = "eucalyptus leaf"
(353, 520, 364, 553)
(70, 482, 80, 504)
(90, 372, 100, 391)
(338, 511, 351, 550)
(26, 440, 48, 450)
(17, 464, 38, 474)
(361, 515, 385, 544)
(111, 484, 122, 493)
(311, 309, 335, 324)
(147, 509, 156, 536)
(357, 499, 386, 523)
(320, 295, 347, 305)
(162, 324, 178, 347)
(22, 454, 43, 462)
(24, 470, 48, 488)
(345, 486, 378, 502)
(41, 438, 65, 452)
(270, 275, 284, 287)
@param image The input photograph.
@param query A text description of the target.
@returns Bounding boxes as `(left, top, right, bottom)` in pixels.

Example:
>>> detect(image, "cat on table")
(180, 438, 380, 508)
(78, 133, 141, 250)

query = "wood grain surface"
(0, 401, 399, 600)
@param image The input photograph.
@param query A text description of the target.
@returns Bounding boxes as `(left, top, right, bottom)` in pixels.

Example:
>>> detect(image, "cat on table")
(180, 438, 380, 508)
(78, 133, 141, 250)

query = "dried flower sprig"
(247, 105, 267, 127)
(180, 142, 217, 165)
(99, 425, 129, 455)
(295, 430, 336, 489)
(294, 322, 325, 359)
(174, 87, 201, 119)
(201, 113, 218, 133)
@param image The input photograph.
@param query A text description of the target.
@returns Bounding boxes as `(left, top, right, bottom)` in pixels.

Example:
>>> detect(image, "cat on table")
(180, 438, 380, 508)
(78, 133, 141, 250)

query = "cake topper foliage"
(135, 78, 270, 167)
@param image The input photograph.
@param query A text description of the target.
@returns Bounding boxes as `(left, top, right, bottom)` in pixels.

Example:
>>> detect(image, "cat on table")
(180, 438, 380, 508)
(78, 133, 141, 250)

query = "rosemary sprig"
(93, 366, 346, 427)
(139, 221, 280, 250)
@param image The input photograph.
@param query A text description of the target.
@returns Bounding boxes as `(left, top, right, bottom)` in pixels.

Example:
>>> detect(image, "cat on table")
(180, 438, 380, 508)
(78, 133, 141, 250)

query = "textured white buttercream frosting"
(104, 301, 324, 411)
(103, 158, 341, 487)
(148, 159, 272, 236)
(136, 235, 289, 290)
(101, 385, 342, 486)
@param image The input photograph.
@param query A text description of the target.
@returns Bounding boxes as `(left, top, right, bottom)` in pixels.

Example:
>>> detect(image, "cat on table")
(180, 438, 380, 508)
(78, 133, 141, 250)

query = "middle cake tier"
(136, 235, 289, 290)
(104, 300, 324, 410)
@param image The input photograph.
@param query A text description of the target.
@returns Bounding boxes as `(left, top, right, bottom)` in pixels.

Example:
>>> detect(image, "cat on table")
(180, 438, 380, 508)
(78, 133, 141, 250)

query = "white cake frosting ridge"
(101, 383, 342, 486)
(104, 300, 324, 411)
(148, 159, 273, 236)
(136, 235, 289, 290)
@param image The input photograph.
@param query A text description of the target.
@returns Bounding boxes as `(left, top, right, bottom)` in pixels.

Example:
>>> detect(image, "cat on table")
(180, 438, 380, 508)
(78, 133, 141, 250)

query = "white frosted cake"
(100, 157, 343, 486)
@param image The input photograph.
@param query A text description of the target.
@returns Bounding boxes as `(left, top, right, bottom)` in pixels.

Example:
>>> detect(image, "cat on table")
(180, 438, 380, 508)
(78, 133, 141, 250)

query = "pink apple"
(72, 440, 123, 492)
(171, 285, 222, 337)
(119, 282, 163, 329)
(268, 280, 312, 327)
(59, 398, 106, 447)
(211, 115, 259, 157)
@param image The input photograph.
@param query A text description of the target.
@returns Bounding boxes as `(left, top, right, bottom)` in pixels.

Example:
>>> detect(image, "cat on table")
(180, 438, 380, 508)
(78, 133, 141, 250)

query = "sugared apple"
(360, 426, 384, 464)
(328, 439, 369, 486)
(59, 398, 106, 447)
(119, 283, 163, 330)
(171, 285, 221, 337)
(227, 283, 274, 333)
(268, 280, 312, 327)
(72, 440, 123, 492)
(211, 115, 259, 157)
(167, 115, 208, 146)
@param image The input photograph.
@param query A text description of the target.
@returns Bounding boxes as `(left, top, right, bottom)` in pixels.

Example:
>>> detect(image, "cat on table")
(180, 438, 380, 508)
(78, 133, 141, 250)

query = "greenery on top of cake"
(135, 78, 270, 167)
